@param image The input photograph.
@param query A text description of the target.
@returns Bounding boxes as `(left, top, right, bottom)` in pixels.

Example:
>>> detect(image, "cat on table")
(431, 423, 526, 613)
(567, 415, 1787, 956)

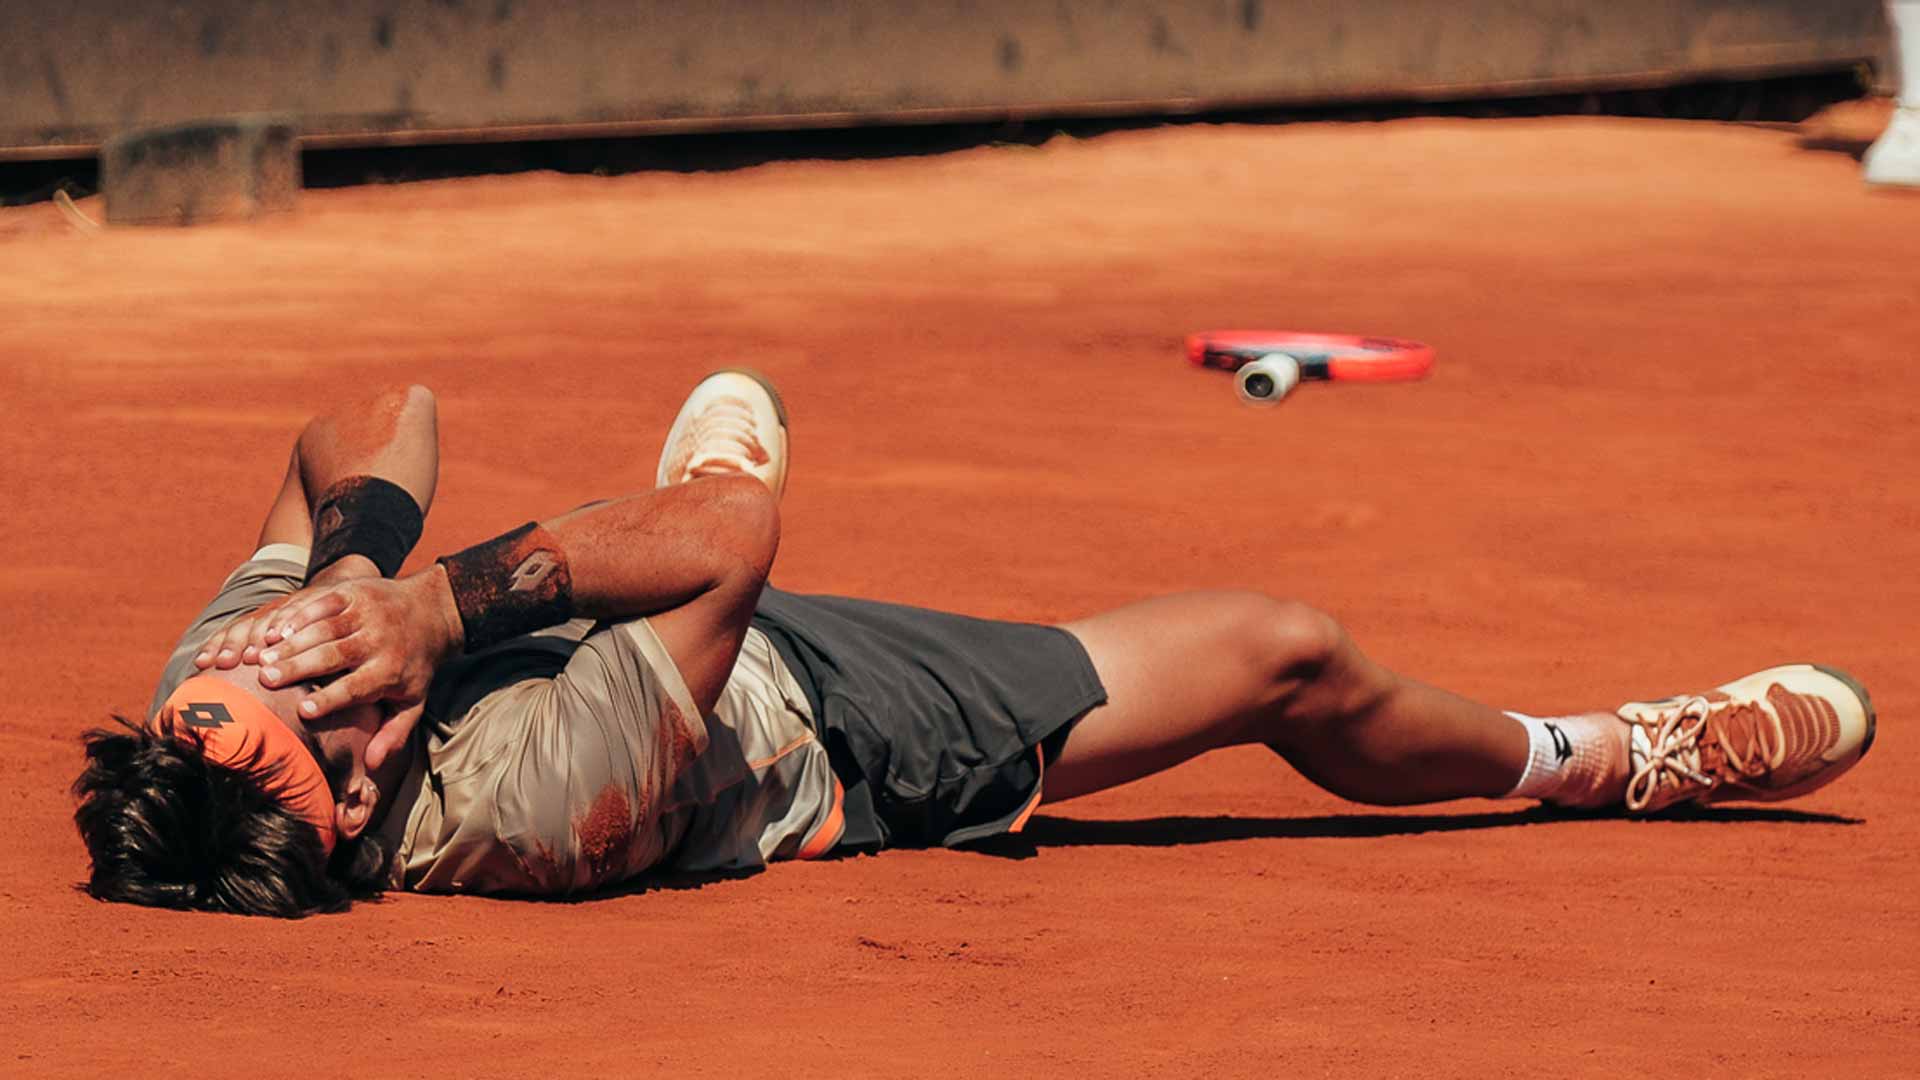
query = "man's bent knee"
(1212, 591, 1343, 695)
(690, 473, 781, 585)
(1209, 592, 1359, 749)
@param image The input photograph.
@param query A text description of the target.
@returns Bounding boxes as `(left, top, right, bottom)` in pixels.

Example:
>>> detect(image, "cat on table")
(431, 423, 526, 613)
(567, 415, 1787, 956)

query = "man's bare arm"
(292, 383, 439, 522)
(259, 474, 777, 763)
(253, 448, 313, 552)
(196, 385, 441, 670)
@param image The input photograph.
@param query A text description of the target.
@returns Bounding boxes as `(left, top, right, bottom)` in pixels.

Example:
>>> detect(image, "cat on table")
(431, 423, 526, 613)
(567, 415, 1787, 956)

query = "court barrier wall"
(0, 0, 1891, 160)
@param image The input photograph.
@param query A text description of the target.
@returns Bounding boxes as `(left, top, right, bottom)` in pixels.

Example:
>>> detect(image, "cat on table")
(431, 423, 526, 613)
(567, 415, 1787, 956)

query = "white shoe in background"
(655, 369, 790, 498)
(1864, 105, 1920, 187)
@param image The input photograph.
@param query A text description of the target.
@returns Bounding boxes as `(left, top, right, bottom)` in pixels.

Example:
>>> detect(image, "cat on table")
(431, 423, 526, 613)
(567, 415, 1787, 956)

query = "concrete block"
(101, 115, 299, 226)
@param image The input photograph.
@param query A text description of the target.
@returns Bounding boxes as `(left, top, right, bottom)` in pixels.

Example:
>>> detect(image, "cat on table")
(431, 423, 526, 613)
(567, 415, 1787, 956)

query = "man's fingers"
(218, 618, 258, 667)
(267, 591, 351, 645)
(365, 701, 425, 771)
(197, 593, 302, 668)
(261, 616, 353, 669)
(200, 610, 268, 669)
(193, 626, 234, 668)
(270, 593, 347, 643)
(296, 668, 387, 721)
(260, 639, 359, 688)
(244, 606, 291, 659)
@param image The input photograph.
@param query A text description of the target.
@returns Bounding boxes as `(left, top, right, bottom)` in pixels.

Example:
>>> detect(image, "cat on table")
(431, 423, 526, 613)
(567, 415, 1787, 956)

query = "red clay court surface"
(3, 113, 1917, 1077)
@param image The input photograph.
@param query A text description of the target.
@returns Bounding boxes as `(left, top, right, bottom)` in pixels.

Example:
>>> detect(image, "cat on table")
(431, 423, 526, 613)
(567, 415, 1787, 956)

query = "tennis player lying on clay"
(74, 376, 1876, 917)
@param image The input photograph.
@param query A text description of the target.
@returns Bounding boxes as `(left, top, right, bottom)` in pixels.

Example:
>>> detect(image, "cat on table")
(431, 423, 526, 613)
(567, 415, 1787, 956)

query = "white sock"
(1505, 712, 1582, 799)
(1894, 1, 1920, 104)
(1502, 711, 1629, 808)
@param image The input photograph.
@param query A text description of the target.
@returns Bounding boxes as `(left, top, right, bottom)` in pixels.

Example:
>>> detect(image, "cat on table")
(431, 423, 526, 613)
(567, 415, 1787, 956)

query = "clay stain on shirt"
(574, 784, 634, 879)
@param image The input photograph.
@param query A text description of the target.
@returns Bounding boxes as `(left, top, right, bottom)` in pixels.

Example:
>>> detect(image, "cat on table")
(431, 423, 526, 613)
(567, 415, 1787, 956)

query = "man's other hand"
(256, 566, 464, 769)
(193, 555, 382, 671)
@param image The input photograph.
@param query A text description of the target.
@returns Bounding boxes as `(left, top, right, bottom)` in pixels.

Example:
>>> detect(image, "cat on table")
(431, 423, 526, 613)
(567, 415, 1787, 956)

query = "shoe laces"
(1623, 695, 1784, 811)
(674, 395, 770, 480)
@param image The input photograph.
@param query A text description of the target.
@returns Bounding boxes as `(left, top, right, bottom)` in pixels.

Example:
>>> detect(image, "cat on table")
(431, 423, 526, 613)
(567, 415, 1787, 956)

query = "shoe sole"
(1812, 663, 1874, 759)
(709, 366, 788, 430)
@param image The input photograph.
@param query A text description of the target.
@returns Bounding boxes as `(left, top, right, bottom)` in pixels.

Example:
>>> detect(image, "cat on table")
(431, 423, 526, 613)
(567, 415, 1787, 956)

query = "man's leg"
(1046, 591, 1873, 813)
(1046, 591, 1547, 806)
(642, 371, 1873, 815)
(636, 370, 790, 712)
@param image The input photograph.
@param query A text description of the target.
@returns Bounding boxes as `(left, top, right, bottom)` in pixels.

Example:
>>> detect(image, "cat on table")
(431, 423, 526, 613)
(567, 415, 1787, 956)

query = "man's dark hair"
(72, 715, 388, 918)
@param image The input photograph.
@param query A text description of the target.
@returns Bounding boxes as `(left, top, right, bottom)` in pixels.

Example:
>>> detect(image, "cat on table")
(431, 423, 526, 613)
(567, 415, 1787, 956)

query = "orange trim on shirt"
(796, 776, 846, 860)
(1007, 744, 1046, 834)
(747, 731, 817, 773)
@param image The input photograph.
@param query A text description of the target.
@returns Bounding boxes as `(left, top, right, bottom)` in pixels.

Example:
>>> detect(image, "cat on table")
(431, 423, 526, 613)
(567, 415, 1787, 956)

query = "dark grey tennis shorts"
(751, 586, 1108, 850)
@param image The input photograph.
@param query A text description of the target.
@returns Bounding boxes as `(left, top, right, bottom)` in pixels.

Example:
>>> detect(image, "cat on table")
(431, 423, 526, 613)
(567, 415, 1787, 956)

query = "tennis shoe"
(1864, 106, 1920, 188)
(1616, 664, 1874, 813)
(655, 369, 789, 498)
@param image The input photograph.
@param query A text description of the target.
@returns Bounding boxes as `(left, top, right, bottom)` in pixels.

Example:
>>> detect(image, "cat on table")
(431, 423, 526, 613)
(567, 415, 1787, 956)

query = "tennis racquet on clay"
(1185, 330, 1436, 405)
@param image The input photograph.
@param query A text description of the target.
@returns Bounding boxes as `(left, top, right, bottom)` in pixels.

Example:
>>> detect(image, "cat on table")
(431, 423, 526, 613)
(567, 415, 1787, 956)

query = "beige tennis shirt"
(152, 545, 845, 895)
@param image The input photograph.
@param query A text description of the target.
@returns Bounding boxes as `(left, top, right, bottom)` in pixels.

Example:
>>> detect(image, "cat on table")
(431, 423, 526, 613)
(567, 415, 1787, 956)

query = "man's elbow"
(361, 383, 438, 448)
(388, 384, 438, 432)
(400, 384, 437, 415)
(299, 383, 437, 443)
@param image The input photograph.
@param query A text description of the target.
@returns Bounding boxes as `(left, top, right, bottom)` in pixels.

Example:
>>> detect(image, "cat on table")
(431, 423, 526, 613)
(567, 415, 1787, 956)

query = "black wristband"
(436, 522, 574, 652)
(306, 476, 425, 580)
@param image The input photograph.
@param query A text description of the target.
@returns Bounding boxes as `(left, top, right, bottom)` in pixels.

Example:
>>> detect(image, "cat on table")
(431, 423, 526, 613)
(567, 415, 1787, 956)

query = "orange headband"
(155, 676, 338, 856)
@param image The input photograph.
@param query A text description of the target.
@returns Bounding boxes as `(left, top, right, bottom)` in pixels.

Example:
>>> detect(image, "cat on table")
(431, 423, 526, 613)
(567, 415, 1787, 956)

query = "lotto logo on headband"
(178, 702, 235, 729)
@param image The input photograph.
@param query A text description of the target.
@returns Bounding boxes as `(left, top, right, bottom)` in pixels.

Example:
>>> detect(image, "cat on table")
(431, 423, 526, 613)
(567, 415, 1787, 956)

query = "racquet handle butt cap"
(1237, 354, 1301, 405)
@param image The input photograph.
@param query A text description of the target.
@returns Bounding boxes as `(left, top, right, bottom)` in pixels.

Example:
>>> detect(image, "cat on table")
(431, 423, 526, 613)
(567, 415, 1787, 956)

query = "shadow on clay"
(963, 803, 1862, 856)
(443, 805, 1861, 899)
(1794, 132, 1873, 161)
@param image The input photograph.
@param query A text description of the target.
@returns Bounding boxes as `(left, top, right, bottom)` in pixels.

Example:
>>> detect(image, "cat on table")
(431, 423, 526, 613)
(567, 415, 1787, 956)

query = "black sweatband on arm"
(306, 476, 425, 579)
(436, 522, 575, 653)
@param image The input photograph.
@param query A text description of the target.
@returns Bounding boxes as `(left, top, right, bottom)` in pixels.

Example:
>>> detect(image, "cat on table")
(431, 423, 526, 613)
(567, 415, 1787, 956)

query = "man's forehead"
(198, 664, 311, 739)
